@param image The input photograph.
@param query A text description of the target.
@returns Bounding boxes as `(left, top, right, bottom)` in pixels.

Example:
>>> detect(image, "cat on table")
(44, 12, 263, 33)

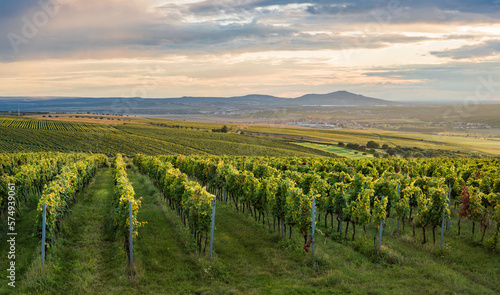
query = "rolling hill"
(0, 91, 395, 115)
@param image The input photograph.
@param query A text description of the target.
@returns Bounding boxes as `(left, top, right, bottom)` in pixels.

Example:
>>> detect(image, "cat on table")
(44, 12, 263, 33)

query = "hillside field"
(2, 115, 500, 158)
(1, 116, 500, 295)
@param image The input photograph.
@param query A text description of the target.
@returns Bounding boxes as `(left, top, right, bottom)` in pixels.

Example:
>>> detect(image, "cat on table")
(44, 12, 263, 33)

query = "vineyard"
(148, 155, 500, 250)
(0, 117, 119, 133)
(1, 152, 499, 294)
(0, 116, 331, 157)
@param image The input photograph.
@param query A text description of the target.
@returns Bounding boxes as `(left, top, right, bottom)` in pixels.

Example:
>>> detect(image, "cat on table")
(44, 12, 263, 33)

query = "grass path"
(128, 167, 323, 294)
(126, 167, 318, 294)
(126, 168, 203, 294)
(20, 168, 131, 294)
(207, 201, 306, 293)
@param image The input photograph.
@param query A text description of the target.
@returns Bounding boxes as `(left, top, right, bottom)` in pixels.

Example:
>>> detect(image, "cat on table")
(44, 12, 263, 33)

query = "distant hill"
(0, 91, 395, 114)
(293, 91, 392, 106)
(158, 91, 392, 107)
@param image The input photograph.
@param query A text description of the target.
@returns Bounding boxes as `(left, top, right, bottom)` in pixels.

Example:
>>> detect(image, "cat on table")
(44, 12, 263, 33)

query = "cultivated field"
(1, 153, 499, 294)
(1, 115, 500, 294)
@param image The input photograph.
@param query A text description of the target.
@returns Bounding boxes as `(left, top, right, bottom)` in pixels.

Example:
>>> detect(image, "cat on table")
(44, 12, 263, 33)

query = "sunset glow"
(1, 0, 500, 101)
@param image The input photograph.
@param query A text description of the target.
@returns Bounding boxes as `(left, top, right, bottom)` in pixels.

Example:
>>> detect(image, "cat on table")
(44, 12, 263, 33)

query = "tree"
(343, 173, 373, 238)
(387, 148, 397, 156)
(372, 194, 388, 242)
(414, 178, 449, 245)
(415, 190, 432, 244)
(367, 140, 380, 149)
(382, 143, 389, 149)
(212, 125, 229, 133)
(338, 142, 345, 147)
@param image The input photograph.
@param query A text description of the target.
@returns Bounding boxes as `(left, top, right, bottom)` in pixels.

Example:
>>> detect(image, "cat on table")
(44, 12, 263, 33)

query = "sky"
(1, 0, 500, 102)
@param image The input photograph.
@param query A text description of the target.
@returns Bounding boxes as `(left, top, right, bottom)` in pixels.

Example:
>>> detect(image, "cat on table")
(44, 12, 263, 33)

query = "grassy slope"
(128, 167, 323, 294)
(294, 142, 374, 158)
(130, 166, 500, 294)
(0, 193, 40, 294)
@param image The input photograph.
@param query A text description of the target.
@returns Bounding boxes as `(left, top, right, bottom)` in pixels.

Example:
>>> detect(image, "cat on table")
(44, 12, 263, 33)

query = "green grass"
(127, 167, 204, 293)
(294, 142, 374, 158)
(0, 192, 40, 294)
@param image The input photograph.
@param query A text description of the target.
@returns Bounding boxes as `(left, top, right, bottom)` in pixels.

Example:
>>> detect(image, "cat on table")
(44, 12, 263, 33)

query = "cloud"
(430, 39, 500, 59)
(304, 0, 500, 23)
(0, 0, 36, 18)
(0, 0, 437, 62)
(1, 0, 499, 62)
(1, 0, 500, 100)
(364, 61, 500, 93)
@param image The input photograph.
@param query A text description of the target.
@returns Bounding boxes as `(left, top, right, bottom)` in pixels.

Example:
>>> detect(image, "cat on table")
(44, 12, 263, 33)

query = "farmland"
(1, 152, 499, 294)
(3, 0, 500, 293)
(2, 115, 500, 158)
(1, 116, 500, 294)
(0, 117, 120, 133)
(0, 116, 330, 157)
(242, 125, 500, 157)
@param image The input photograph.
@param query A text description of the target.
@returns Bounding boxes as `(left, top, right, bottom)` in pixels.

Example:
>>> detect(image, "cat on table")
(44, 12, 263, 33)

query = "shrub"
(367, 140, 380, 149)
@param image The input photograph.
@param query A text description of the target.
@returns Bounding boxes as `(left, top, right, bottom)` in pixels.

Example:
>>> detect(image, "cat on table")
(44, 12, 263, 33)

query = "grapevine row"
(1, 153, 98, 211)
(112, 154, 144, 259)
(0, 117, 117, 133)
(35, 154, 108, 245)
(165, 155, 319, 250)
(134, 154, 214, 252)
(164, 155, 500, 249)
